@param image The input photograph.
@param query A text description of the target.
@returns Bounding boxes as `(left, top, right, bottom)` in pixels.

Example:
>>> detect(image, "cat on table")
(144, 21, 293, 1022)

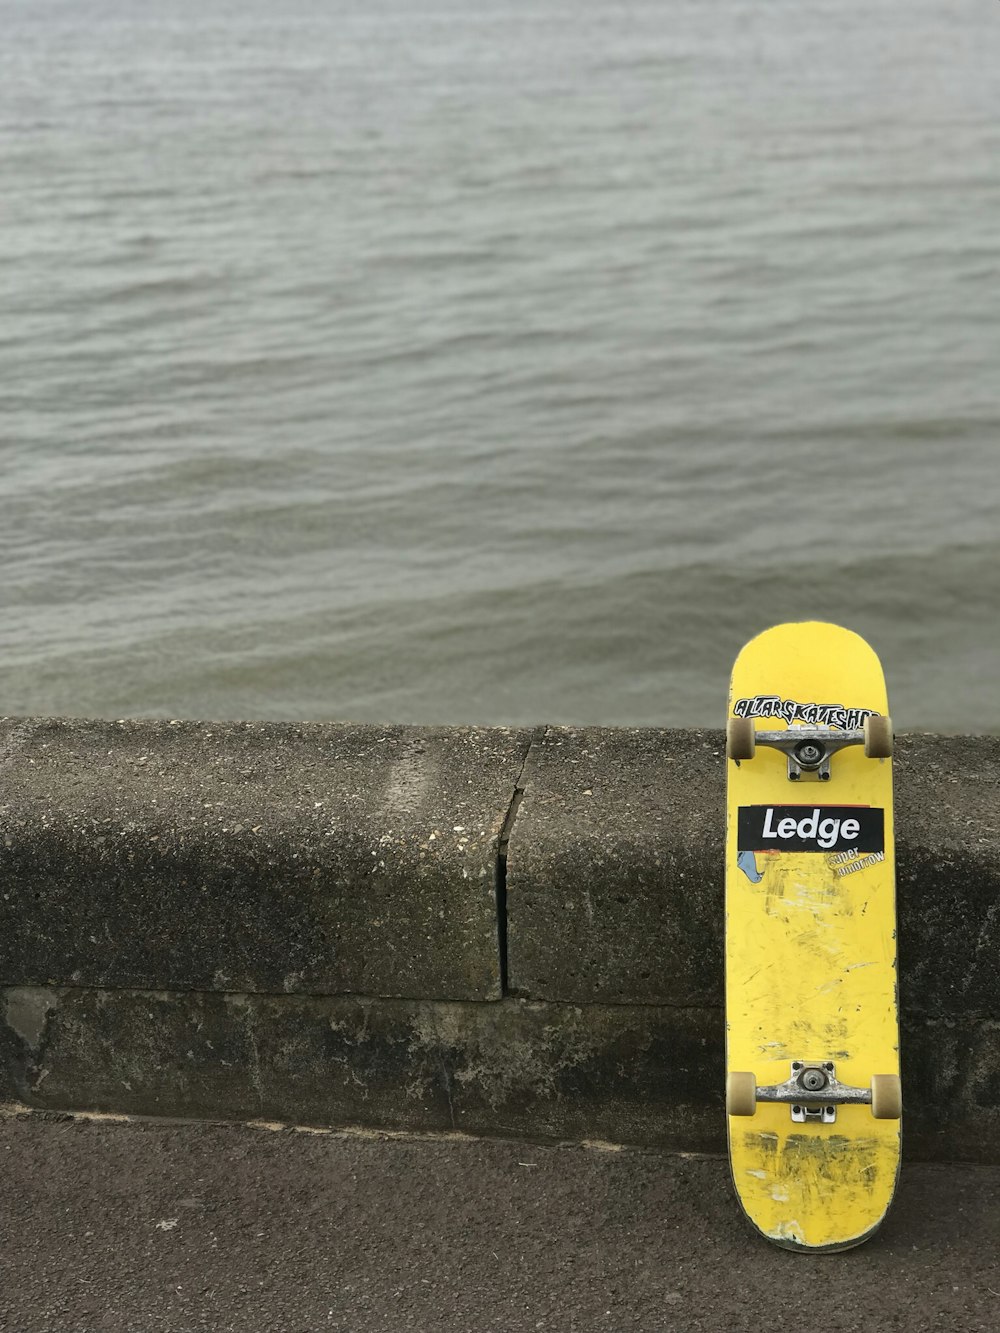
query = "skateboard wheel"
(726, 717, 756, 762)
(863, 715, 893, 759)
(871, 1074, 902, 1120)
(727, 1071, 757, 1117)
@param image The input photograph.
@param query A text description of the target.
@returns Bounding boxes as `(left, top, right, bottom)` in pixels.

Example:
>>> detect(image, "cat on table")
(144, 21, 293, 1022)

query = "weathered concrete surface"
(894, 733, 1000, 1017)
(904, 1015, 1000, 1162)
(0, 986, 717, 1150)
(2, 1112, 999, 1333)
(3, 719, 1000, 1160)
(2, 986, 999, 1161)
(507, 728, 1000, 1012)
(0, 718, 533, 1000)
(506, 727, 723, 1004)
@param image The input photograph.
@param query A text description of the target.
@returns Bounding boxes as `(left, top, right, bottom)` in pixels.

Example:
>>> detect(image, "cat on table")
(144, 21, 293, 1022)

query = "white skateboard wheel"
(727, 717, 756, 761)
(727, 1071, 757, 1117)
(863, 715, 893, 759)
(871, 1074, 902, 1120)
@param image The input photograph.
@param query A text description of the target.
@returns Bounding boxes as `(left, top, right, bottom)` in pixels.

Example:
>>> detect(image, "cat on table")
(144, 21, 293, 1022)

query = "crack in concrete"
(438, 1050, 457, 1131)
(495, 727, 546, 996)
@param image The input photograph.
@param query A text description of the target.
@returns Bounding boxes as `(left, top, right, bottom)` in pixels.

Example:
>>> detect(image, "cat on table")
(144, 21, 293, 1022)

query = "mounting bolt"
(800, 1068, 828, 1092)
(795, 741, 825, 768)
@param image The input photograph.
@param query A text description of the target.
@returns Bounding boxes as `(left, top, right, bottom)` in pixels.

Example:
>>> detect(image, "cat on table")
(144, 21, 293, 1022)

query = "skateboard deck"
(724, 621, 900, 1251)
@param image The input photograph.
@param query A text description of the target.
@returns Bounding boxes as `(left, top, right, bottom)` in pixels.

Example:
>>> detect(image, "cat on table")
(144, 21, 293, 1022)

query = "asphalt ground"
(1, 1110, 997, 1333)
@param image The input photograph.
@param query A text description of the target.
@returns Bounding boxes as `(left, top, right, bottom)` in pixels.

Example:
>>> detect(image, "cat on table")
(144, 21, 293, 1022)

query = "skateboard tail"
(732, 1193, 894, 1254)
(726, 1109, 902, 1251)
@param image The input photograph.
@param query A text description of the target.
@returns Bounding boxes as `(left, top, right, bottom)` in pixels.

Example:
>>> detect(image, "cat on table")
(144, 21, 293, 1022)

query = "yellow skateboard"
(725, 622, 901, 1251)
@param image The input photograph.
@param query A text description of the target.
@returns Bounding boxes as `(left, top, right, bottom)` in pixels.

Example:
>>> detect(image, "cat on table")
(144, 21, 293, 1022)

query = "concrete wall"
(1, 717, 998, 1161)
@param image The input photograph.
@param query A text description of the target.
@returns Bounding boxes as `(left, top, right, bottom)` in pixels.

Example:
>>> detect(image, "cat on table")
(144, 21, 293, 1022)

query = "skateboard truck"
(726, 716, 893, 781)
(762, 1062, 866, 1124)
(749, 729, 862, 782)
(728, 1062, 902, 1123)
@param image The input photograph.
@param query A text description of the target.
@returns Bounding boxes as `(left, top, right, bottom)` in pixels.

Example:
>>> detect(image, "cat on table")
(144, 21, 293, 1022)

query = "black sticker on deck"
(738, 805, 884, 855)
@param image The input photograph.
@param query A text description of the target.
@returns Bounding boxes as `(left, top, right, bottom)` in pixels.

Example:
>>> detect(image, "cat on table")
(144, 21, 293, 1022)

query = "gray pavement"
(1, 1109, 997, 1333)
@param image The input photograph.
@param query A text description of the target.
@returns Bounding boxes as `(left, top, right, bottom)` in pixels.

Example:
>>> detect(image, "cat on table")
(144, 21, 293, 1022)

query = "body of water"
(3, 0, 1000, 730)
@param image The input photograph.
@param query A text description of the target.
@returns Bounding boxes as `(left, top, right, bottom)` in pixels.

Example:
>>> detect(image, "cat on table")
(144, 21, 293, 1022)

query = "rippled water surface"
(3, 0, 1000, 729)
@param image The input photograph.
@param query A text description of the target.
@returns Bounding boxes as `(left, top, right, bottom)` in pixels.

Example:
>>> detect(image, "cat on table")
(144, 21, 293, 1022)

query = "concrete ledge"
(2, 988, 998, 1163)
(893, 733, 1000, 1017)
(0, 986, 715, 1149)
(2, 719, 1000, 1161)
(0, 718, 533, 1001)
(507, 727, 722, 1004)
(508, 728, 1000, 1016)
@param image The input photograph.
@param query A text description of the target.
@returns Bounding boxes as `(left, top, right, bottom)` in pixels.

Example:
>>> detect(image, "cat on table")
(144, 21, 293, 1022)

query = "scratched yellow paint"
(726, 622, 900, 1250)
